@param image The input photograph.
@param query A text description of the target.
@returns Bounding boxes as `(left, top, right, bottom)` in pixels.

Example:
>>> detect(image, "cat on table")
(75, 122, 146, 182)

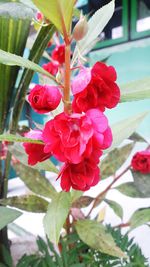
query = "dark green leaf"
(100, 143, 134, 179)
(75, 220, 126, 258)
(0, 195, 49, 213)
(14, 162, 57, 199)
(0, 206, 22, 230)
(132, 171, 150, 198)
(115, 182, 147, 198)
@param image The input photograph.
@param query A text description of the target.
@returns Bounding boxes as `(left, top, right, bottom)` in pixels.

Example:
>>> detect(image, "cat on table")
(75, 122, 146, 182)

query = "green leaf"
(72, 196, 94, 209)
(129, 132, 147, 143)
(0, 206, 22, 230)
(0, 195, 49, 213)
(0, 133, 43, 144)
(43, 192, 71, 244)
(115, 182, 146, 198)
(9, 143, 58, 173)
(100, 143, 134, 179)
(104, 199, 123, 219)
(0, 49, 56, 81)
(72, 0, 115, 64)
(132, 171, 150, 198)
(129, 207, 150, 230)
(32, 0, 75, 35)
(0, 2, 32, 132)
(75, 220, 126, 258)
(14, 162, 57, 199)
(70, 190, 83, 203)
(107, 112, 149, 153)
(121, 77, 150, 102)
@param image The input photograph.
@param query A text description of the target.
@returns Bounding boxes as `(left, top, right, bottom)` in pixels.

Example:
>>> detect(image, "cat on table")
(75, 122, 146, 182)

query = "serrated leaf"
(72, 196, 94, 209)
(0, 133, 43, 144)
(129, 207, 150, 230)
(72, 0, 115, 64)
(43, 192, 71, 244)
(32, 0, 75, 35)
(132, 171, 150, 198)
(0, 206, 22, 230)
(120, 77, 150, 102)
(115, 182, 146, 198)
(75, 219, 126, 258)
(0, 195, 49, 213)
(105, 199, 123, 219)
(100, 143, 134, 179)
(0, 49, 56, 81)
(14, 162, 57, 199)
(9, 143, 58, 173)
(107, 112, 149, 153)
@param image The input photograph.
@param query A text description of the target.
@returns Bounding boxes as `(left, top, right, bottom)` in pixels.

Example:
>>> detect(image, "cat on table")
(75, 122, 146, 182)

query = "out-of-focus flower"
(131, 150, 150, 174)
(23, 130, 51, 166)
(36, 11, 44, 22)
(42, 61, 59, 76)
(72, 62, 120, 113)
(28, 84, 61, 114)
(52, 44, 65, 65)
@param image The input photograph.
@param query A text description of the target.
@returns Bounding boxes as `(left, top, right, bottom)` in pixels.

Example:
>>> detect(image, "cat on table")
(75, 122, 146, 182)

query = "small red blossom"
(59, 159, 100, 191)
(72, 62, 120, 113)
(36, 11, 44, 22)
(42, 61, 59, 76)
(131, 150, 150, 174)
(42, 109, 112, 164)
(28, 84, 61, 114)
(52, 44, 65, 65)
(23, 130, 51, 166)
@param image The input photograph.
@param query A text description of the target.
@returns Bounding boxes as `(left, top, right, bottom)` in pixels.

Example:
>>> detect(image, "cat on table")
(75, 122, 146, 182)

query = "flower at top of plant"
(23, 130, 51, 166)
(42, 108, 112, 165)
(42, 61, 59, 76)
(52, 44, 65, 65)
(28, 84, 62, 114)
(59, 159, 100, 191)
(72, 62, 120, 113)
(131, 150, 150, 174)
(36, 11, 44, 22)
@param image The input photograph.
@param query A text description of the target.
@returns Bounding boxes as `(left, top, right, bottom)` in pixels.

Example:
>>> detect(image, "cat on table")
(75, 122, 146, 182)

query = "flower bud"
(73, 16, 88, 41)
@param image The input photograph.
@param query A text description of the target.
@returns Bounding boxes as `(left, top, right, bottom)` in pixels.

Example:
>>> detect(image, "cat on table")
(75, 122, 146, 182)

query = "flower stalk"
(64, 41, 72, 114)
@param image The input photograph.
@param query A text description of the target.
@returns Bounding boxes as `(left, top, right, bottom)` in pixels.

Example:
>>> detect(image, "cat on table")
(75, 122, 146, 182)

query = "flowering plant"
(0, 0, 150, 264)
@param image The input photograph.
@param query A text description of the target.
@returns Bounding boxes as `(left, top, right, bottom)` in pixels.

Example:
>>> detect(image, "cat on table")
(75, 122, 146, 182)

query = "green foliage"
(100, 143, 134, 179)
(121, 76, 150, 102)
(0, 207, 22, 231)
(43, 192, 71, 244)
(75, 220, 126, 258)
(0, 134, 43, 144)
(14, 162, 57, 199)
(0, 195, 49, 213)
(32, 0, 75, 35)
(13, 227, 148, 267)
(132, 171, 150, 198)
(104, 199, 123, 219)
(115, 181, 149, 198)
(129, 207, 150, 230)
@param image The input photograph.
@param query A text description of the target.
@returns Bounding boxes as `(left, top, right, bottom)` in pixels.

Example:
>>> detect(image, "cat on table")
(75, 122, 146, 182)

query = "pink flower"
(23, 130, 51, 166)
(52, 44, 65, 65)
(42, 109, 112, 164)
(131, 150, 150, 174)
(72, 62, 120, 113)
(59, 159, 100, 191)
(42, 61, 59, 76)
(28, 84, 61, 114)
(36, 11, 44, 22)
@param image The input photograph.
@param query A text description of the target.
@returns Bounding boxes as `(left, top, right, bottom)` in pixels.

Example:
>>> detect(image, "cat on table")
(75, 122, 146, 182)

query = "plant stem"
(87, 165, 131, 217)
(64, 43, 72, 114)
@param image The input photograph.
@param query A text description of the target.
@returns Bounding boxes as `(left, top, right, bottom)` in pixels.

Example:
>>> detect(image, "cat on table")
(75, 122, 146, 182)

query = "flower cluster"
(24, 61, 120, 191)
(131, 150, 150, 174)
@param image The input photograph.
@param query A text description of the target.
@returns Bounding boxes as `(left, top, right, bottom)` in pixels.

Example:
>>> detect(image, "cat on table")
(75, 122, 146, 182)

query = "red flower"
(72, 62, 120, 113)
(23, 130, 51, 166)
(36, 11, 44, 22)
(28, 84, 61, 114)
(52, 44, 65, 65)
(42, 109, 112, 164)
(59, 159, 100, 191)
(131, 150, 150, 174)
(42, 61, 59, 76)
